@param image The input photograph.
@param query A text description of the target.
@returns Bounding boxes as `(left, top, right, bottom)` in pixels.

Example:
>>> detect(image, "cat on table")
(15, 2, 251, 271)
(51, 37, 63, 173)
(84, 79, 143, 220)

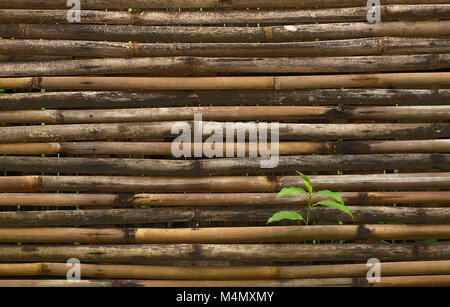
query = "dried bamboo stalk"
(0, 172, 448, 193)
(1, 1, 448, 9)
(1, 261, 449, 280)
(1, 243, 447, 264)
(1, 206, 450, 227)
(1, 38, 449, 58)
(2, 139, 450, 156)
(0, 123, 448, 143)
(0, 154, 449, 176)
(2, 73, 449, 90)
(0, 191, 448, 207)
(1, 21, 450, 43)
(0, 89, 448, 110)
(0, 225, 449, 243)
(2, 276, 449, 287)
(3, 54, 450, 76)
(0, 55, 72, 62)
(2, 106, 450, 124)
(1, 6, 449, 25)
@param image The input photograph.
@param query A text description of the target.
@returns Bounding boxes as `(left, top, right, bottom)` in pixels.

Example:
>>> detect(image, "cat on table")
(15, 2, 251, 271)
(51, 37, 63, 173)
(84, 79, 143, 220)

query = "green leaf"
(316, 190, 345, 204)
(277, 187, 307, 198)
(297, 171, 313, 193)
(314, 200, 354, 219)
(267, 211, 304, 224)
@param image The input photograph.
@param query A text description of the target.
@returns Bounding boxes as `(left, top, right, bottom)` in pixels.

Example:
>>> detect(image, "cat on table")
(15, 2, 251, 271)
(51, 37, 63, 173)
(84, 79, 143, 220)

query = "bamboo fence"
(1, 1, 450, 289)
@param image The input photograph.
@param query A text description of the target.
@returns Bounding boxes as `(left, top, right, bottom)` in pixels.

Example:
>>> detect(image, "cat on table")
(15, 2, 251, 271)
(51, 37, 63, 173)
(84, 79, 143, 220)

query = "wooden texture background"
(0, 0, 450, 287)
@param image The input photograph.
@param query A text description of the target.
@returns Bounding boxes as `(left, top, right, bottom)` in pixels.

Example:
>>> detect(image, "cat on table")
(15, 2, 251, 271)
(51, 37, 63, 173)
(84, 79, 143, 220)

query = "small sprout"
(268, 172, 353, 226)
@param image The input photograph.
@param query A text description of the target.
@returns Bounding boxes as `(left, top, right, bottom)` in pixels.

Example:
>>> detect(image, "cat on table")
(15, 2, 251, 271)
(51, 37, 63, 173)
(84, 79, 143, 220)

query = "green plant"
(267, 171, 353, 226)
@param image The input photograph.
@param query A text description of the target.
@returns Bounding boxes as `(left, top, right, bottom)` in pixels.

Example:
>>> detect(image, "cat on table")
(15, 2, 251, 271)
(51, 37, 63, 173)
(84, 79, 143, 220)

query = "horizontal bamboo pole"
(0, 191, 449, 207)
(1, 261, 450, 280)
(0, 55, 72, 62)
(2, 21, 450, 43)
(94, 191, 450, 207)
(1, 206, 450, 227)
(3, 54, 450, 77)
(1, 38, 449, 58)
(2, 73, 449, 90)
(3, 106, 450, 124)
(1, 1, 449, 9)
(2, 243, 448, 264)
(2, 139, 450, 156)
(1, 122, 448, 142)
(1, 89, 448, 110)
(0, 225, 449, 243)
(0, 155, 449, 176)
(0, 172, 448, 193)
(1, 6, 449, 25)
(2, 276, 449, 287)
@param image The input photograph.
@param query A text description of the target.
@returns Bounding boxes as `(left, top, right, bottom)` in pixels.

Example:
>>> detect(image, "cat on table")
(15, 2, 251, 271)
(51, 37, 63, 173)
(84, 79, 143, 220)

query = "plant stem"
(306, 192, 312, 226)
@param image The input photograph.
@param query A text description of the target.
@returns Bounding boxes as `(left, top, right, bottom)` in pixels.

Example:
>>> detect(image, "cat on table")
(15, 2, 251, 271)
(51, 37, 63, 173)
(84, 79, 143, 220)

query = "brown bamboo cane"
(0, 89, 448, 110)
(0, 261, 449, 280)
(2, 106, 450, 124)
(1, 243, 448, 264)
(0, 154, 449, 176)
(0, 280, 115, 287)
(0, 20, 450, 43)
(1, 122, 448, 142)
(0, 55, 73, 62)
(1, 1, 448, 9)
(0, 172, 448, 193)
(1, 6, 449, 25)
(1, 38, 449, 58)
(0, 225, 449, 243)
(0, 191, 448, 207)
(1, 206, 450, 227)
(3, 54, 450, 77)
(2, 139, 450, 156)
(2, 276, 449, 287)
(1, 21, 450, 43)
(2, 73, 449, 90)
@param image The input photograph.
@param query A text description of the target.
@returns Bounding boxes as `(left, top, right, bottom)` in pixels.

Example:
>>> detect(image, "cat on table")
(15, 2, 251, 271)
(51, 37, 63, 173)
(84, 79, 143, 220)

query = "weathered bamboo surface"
(1, 21, 450, 43)
(0, 191, 448, 207)
(0, 225, 449, 244)
(1, 207, 450, 227)
(0, 173, 448, 193)
(2, 1, 449, 9)
(2, 2, 450, 288)
(2, 106, 450, 123)
(1, 261, 449, 280)
(2, 139, 450, 155)
(2, 6, 449, 25)
(0, 122, 448, 142)
(1, 276, 449, 287)
(0, 155, 449, 176)
(1, 38, 449, 58)
(2, 73, 449, 90)
(0, 89, 448, 109)
(0, 276, 448, 287)
(3, 54, 450, 76)
(1, 243, 448, 264)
